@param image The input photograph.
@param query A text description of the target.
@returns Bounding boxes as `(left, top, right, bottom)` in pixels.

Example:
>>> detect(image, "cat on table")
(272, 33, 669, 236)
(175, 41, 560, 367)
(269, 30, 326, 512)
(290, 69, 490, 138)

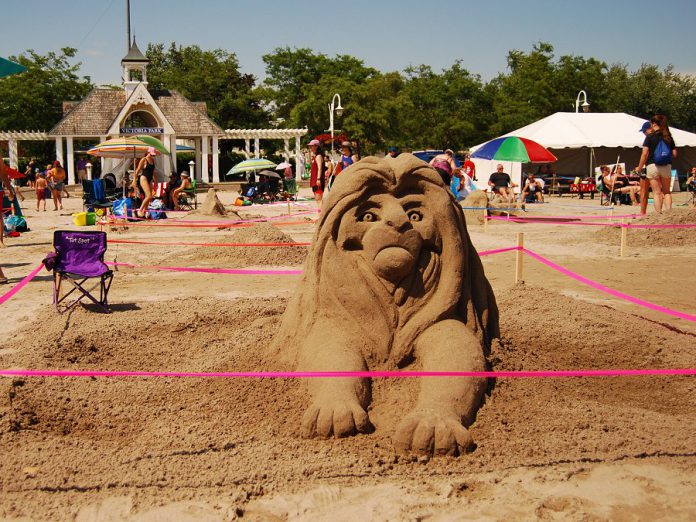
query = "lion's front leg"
(298, 326, 373, 439)
(393, 319, 487, 456)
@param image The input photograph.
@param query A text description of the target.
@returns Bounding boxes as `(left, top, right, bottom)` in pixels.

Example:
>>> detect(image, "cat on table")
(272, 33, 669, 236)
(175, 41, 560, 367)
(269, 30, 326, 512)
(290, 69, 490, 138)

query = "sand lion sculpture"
(274, 154, 499, 456)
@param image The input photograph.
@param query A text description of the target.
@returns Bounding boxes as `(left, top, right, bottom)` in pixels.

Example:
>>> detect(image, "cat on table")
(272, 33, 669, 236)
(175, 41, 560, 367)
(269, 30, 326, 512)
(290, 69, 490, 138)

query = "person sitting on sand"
(171, 172, 192, 210)
(35, 173, 48, 211)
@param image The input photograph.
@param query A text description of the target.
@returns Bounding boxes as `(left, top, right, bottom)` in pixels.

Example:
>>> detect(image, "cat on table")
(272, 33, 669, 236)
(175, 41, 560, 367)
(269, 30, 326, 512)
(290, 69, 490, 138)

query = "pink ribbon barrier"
(1, 368, 693, 379)
(108, 239, 310, 247)
(106, 261, 302, 276)
(477, 246, 520, 257)
(0, 263, 44, 306)
(487, 215, 696, 229)
(99, 220, 315, 229)
(100, 209, 318, 227)
(626, 223, 696, 229)
(521, 248, 696, 322)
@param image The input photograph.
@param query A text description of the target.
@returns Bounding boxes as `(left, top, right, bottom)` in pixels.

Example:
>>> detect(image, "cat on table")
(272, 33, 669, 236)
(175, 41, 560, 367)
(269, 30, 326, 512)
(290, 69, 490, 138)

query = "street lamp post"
(327, 93, 344, 159)
(575, 90, 590, 113)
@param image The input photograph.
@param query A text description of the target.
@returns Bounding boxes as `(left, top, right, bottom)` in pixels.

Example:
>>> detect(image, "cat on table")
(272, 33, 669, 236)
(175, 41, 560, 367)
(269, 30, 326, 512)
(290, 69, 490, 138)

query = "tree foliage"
(0, 47, 92, 131)
(146, 43, 268, 129)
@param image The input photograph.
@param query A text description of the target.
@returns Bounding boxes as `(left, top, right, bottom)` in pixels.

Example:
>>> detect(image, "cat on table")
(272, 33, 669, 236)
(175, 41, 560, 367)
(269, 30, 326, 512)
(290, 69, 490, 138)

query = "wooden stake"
(287, 199, 291, 216)
(515, 232, 524, 284)
(620, 218, 627, 257)
(609, 206, 614, 223)
(483, 207, 488, 231)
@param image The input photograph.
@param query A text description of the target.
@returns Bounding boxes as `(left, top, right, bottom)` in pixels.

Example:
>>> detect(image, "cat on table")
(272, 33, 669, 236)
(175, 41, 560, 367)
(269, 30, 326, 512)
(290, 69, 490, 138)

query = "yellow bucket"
(73, 212, 87, 226)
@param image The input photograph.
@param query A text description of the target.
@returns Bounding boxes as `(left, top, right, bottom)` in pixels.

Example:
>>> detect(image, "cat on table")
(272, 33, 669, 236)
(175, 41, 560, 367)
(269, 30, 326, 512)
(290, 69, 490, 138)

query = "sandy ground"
(1, 187, 695, 521)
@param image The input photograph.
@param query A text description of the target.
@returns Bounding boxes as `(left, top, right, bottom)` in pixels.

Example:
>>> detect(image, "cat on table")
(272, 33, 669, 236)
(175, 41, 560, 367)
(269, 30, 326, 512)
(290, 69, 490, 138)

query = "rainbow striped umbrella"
(472, 136, 557, 163)
(87, 137, 166, 159)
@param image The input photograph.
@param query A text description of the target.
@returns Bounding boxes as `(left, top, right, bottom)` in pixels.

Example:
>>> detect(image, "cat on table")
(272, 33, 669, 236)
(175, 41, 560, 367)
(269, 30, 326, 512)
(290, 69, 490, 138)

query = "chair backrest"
(53, 230, 109, 277)
(93, 179, 106, 201)
(82, 180, 95, 202)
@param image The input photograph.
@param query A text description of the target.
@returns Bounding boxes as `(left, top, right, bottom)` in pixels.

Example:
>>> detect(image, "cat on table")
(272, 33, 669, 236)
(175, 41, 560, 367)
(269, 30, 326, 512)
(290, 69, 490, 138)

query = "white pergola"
(0, 131, 49, 169)
(1, 128, 311, 182)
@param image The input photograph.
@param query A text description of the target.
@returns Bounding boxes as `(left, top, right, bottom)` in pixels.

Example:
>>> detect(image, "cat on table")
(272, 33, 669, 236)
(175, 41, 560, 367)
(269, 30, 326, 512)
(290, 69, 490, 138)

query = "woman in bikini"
(133, 147, 157, 218)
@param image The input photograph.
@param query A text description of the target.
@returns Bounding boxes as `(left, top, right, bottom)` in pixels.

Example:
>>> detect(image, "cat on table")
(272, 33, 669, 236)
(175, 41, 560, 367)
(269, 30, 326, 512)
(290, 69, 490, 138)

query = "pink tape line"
(108, 239, 311, 247)
(1, 369, 694, 379)
(487, 215, 696, 229)
(106, 261, 302, 275)
(522, 248, 696, 322)
(0, 263, 44, 306)
(106, 247, 516, 275)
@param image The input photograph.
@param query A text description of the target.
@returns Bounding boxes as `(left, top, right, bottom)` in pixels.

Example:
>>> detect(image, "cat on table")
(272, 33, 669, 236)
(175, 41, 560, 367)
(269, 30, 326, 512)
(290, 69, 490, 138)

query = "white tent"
(470, 112, 696, 191)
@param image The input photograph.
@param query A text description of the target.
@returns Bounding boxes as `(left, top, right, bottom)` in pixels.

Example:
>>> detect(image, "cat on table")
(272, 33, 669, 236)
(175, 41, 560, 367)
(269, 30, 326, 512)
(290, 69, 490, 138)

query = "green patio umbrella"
(0, 57, 27, 78)
(227, 158, 277, 176)
(136, 135, 170, 156)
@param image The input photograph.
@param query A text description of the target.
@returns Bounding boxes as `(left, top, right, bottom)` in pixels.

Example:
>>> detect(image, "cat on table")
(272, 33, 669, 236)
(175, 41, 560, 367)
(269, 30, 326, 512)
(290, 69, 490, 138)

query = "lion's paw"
(301, 400, 373, 439)
(393, 410, 474, 456)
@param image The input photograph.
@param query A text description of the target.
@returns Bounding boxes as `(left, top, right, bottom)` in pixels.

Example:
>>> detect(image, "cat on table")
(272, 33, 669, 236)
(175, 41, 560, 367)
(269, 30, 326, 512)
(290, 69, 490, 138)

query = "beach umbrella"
(258, 169, 281, 179)
(471, 136, 557, 163)
(87, 137, 164, 198)
(87, 137, 160, 158)
(135, 135, 170, 156)
(3, 165, 25, 180)
(275, 161, 292, 170)
(0, 57, 27, 78)
(226, 158, 276, 176)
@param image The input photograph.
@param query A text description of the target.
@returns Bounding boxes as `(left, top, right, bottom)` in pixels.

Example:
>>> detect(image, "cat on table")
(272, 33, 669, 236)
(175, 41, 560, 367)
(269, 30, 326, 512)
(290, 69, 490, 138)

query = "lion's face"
(335, 187, 441, 285)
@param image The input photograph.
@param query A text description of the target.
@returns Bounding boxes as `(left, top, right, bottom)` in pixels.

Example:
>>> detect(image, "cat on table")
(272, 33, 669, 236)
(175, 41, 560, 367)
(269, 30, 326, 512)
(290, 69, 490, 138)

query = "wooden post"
(287, 199, 291, 216)
(609, 206, 614, 223)
(515, 232, 524, 284)
(483, 207, 488, 231)
(620, 218, 627, 257)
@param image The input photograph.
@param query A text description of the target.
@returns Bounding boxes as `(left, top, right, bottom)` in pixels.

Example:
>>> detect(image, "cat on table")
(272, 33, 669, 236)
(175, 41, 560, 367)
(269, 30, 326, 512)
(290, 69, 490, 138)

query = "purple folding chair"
(52, 230, 113, 313)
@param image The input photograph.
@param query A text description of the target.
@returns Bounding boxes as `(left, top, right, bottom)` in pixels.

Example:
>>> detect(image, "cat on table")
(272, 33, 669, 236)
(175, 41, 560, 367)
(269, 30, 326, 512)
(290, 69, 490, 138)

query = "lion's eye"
(358, 211, 377, 222)
(408, 210, 423, 222)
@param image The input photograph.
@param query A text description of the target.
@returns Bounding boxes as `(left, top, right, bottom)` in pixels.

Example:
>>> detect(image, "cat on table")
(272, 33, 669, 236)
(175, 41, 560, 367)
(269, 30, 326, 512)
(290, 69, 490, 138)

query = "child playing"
(35, 173, 48, 211)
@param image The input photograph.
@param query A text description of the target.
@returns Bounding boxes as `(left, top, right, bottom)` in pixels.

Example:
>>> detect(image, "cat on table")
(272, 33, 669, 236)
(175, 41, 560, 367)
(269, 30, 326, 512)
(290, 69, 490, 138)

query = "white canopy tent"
(470, 112, 696, 191)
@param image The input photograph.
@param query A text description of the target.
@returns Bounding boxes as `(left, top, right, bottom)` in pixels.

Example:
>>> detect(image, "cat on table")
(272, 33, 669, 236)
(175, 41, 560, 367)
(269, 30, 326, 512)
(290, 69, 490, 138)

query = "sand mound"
(462, 191, 489, 225)
(158, 222, 308, 267)
(2, 286, 694, 518)
(462, 191, 521, 226)
(595, 207, 696, 247)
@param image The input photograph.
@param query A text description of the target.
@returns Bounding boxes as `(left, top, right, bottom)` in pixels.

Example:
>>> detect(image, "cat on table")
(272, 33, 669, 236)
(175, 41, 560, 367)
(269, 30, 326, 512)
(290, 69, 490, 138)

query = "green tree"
(146, 43, 269, 129)
(262, 47, 378, 122)
(0, 47, 92, 131)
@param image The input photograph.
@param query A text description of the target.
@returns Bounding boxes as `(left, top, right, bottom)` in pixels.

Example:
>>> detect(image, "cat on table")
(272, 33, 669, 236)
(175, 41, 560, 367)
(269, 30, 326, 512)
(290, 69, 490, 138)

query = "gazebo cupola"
(121, 38, 149, 96)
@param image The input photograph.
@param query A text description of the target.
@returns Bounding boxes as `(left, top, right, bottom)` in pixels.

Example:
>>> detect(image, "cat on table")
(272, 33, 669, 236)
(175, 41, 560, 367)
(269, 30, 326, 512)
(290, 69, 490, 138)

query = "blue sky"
(3, 0, 696, 86)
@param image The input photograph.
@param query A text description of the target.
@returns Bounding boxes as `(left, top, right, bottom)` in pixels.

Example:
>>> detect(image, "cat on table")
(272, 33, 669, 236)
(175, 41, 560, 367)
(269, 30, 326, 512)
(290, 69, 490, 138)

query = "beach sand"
(1, 189, 695, 521)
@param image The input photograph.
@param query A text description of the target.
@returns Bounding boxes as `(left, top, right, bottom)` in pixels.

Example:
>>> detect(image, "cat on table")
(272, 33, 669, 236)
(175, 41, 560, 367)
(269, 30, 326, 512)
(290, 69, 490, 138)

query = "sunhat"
(308, 139, 320, 146)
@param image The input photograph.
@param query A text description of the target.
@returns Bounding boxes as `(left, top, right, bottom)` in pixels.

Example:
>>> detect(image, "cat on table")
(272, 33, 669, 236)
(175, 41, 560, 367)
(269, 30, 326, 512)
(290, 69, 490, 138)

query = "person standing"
(133, 147, 157, 218)
(637, 121, 653, 215)
(429, 149, 457, 186)
(76, 157, 88, 182)
(308, 140, 326, 208)
(386, 146, 399, 159)
(24, 159, 36, 188)
(0, 162, 15, 283)
(330, 141, 359, 187)
(35, 173, 48, 211)
(461, 152, 476, 181)
(48, 160, 66, 211)
(634, 115, 677, 213)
